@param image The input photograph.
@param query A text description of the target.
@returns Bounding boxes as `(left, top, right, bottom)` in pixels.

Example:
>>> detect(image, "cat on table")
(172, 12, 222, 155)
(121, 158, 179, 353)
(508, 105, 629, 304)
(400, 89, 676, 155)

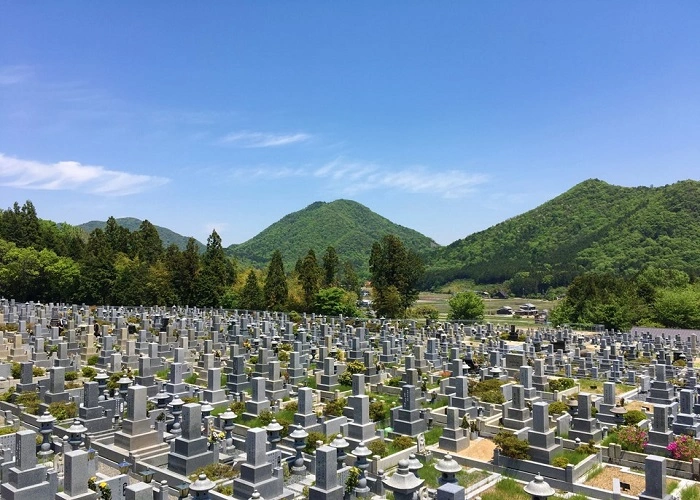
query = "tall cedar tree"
(104, 216, 132, 256)
(340, 260, 361, 296)
(264, 250, 288, 311)
(79, 228, 116, 304)
(299, 249, 321, 311)
(196, 230, 235, 307)
(240, 270, 264, 310)
(369, 234, 424, 318)
(322, 246, 340, 287)
(171, 238, 201, 305)
(133, 220, 163, 264)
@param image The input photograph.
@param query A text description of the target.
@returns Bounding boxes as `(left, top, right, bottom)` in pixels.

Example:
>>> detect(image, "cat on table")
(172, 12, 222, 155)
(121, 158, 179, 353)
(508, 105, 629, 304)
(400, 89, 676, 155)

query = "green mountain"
(78, 217, 206, 252)
(423, 179, 700, 289)
(226, 200, 440, 275)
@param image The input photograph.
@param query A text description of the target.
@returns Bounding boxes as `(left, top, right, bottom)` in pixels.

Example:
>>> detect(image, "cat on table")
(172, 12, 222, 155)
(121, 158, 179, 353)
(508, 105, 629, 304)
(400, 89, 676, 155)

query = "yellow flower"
(99, 482, 107, 488)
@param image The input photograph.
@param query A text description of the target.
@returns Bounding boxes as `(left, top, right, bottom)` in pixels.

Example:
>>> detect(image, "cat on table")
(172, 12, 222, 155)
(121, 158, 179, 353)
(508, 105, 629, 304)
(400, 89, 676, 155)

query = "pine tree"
(264, 250, 288, 311)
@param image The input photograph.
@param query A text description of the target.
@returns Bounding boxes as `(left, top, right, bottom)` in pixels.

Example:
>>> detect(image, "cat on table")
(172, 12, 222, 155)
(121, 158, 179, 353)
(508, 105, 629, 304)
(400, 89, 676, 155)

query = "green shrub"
(87, 355, 99, 366)
(577, 440, 598, 455)
(367, 439, 387, 457)
(10, 363, 20, 379)
(81, 366, 97, 379)
(392, 435, 414, 451)
(189, 463, 238, 481)
(304, 431, 327, 454)
(549, 378, 575, 392)
(33, 366, 45, 377)
(369, 401, 388, 422)
(48, 401, 78, 421)
(258, 410, 274, 426)
(386, 377, 402, 387)
(15, 392, 40, 414)
(493, 430, 530, 459)
(64, 371, 78, 381)
(323, 397, 347, 417)
(552, 456, 569, 468)
(229, 401, 246, 415)
(184, 373, 199, 385)
(480, 390, 505, 404)
(549, 401, 569, 415)
(624, 410, 647, 425)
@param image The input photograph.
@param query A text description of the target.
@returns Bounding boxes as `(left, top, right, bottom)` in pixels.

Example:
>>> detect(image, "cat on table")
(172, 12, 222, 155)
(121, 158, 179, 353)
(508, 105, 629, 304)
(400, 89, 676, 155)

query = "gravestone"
(168, 403, 214, 475)
(391, 385, 427, 437)
(439, 407, 469, 452)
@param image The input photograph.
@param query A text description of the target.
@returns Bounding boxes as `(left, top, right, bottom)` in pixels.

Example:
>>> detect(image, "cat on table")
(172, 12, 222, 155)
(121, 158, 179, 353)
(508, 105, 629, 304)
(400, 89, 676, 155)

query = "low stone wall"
(604, 443, 700, 480)
(367, 445, 417, 475)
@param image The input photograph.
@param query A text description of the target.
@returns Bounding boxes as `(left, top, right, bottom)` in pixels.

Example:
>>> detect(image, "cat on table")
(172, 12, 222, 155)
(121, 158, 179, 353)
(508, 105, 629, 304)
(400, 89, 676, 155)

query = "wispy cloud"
(226, 158, 487, 198)
(314, 158, 488, 198)
(0, 65, 33, 85)
(219, 131, 311, 148)
(0, 153, 169, 196)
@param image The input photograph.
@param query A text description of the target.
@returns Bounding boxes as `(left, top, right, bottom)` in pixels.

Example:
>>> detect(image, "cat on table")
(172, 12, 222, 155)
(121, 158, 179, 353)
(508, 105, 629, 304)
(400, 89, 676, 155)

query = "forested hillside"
(227, 199, 439, 275)
(79, 217, 205, 253)
(423, 179, 700, 292)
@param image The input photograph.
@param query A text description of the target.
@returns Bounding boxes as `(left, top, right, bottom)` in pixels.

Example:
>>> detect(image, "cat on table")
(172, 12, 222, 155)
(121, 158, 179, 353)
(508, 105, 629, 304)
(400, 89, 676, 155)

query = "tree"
(340, 260, 361, 296)
(322, 246, 340, 287)
(369, 235, 424, 317)
(133, 220, 163, 264)
(79, 228, 116, 304)
(264, 250, 288, 311)
(315, 287, 359, 317)
(653, 286, 700, 329)
(298, 249, 321, 311)
(448, 292, 485, 321)
(240, 270, 264, 310)
(169, 238, 200, 305)
(196, 230, 235, 307)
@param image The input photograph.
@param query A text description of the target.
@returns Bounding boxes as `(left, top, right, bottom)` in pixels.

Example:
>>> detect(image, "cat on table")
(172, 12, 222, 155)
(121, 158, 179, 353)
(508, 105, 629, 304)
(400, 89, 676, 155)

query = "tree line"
(0, 201, 425, 318)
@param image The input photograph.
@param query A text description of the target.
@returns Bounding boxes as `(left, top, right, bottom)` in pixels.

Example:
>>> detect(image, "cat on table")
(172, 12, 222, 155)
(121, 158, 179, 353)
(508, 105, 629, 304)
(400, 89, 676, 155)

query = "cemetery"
(1, 299, 700, 500)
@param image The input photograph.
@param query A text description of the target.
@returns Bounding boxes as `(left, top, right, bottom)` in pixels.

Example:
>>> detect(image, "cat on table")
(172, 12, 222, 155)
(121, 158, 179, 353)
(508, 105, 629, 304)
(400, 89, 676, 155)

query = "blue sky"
(1, 2, 699, 247)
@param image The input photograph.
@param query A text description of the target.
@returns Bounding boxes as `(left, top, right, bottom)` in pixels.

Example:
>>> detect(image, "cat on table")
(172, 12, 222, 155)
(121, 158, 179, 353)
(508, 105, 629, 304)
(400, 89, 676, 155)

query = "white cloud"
(0, 65, 32, 85)
(219, 131, 311, 148)
(0, 153, 169, 196)
(314, 159, 487, 198)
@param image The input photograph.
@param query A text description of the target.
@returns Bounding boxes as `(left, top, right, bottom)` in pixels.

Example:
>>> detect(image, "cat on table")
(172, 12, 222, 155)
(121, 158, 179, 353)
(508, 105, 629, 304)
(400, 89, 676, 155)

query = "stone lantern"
(523, 473, 555, 500)
(266, 418, 283, 450)
(169, 397, 184, 436)
(189, 473, 216, 500)
(66, 418, 87, 451)
(37, 410, 56, 461)
(434, 454, 461, 485)
(200, 403, 214, 421)
(329, 433, 349, 469)
(220, 409, 237, 451)
(155, 389, 170, 411)
(611, 405, 628, 427)
(118, 372, 132, 401)
(382, 459, 424, 500)
(406, 453, 423, 478)
(94, 370, 109, 394)
(352, 441, 372, 496)
(289, 425, 308, 474)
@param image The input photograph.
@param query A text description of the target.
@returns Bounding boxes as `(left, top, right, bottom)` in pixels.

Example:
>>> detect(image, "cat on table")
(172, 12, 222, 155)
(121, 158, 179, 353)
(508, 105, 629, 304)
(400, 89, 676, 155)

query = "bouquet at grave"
(98, 482, 112, 500)
(667, 434, 700, 462)
(208, 430, 226, 444)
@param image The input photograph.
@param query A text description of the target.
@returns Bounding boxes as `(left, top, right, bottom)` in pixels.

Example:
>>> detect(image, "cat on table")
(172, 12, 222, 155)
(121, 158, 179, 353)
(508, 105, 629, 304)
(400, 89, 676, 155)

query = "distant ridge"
(78, 217, 206, 252)
(226, 199, 440, 275)
(423, 179, 700, 288)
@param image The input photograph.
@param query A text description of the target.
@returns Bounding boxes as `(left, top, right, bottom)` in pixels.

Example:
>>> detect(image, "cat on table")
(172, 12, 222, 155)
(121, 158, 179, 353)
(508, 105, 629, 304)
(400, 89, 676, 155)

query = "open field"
(414, 292, 559, 324)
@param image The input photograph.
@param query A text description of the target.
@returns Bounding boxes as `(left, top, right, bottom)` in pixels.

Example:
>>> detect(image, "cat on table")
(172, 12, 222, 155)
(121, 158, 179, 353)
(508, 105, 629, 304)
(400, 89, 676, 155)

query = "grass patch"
(586, 463, 604, 481)
(578, 378, 634, 395)
(419, 461, 488, 488)
(551, 449, 589, 466)
(304, 376, 317, 389)
(479, 477, 570, 500)
(422, 396, 449, 409)
(424, 426, 443, 445)
(682, 485, 700, 500)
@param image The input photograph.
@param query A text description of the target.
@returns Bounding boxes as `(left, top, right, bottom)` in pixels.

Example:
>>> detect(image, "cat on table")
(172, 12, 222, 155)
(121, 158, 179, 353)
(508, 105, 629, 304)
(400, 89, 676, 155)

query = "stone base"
(308, 484, 343, 500)
(439, 434, 470, 453)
